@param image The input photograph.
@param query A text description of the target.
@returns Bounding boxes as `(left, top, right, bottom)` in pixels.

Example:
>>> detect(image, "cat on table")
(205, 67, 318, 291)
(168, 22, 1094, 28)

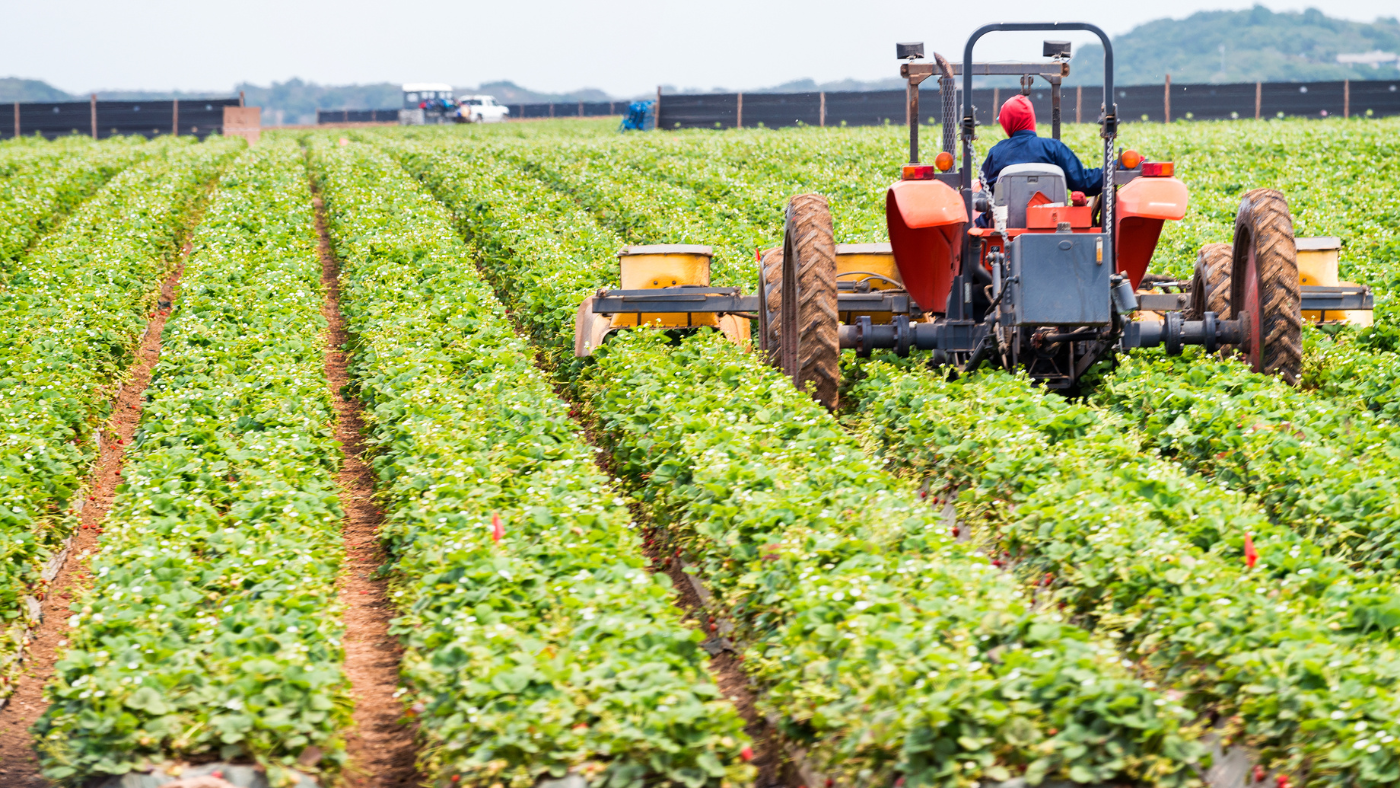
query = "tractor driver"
(975, 94, 1104, 227)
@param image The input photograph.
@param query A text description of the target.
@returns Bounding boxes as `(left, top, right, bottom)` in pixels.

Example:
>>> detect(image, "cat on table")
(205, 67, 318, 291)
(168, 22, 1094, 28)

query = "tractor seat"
(994, 163, 1068, 228)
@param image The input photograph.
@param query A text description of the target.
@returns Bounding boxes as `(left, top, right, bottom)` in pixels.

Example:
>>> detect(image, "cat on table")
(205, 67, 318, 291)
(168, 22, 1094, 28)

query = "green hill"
(0, 77, 76, 102)
(1068, 5, 1400, 85)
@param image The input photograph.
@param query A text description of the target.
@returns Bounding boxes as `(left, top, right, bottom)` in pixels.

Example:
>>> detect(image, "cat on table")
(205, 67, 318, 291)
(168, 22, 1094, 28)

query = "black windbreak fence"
(653, 79, 1400, 131)
(315, 108, 399, 124)
(505, 100, 628, 119)
(3, 98, 242, 141)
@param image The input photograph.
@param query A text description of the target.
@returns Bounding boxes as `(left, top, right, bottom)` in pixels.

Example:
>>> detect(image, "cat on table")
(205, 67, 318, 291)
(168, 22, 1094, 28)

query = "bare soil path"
(0, 258, 188, 786)
(311, 193, 421, 788)
(647, 536, 790, 788)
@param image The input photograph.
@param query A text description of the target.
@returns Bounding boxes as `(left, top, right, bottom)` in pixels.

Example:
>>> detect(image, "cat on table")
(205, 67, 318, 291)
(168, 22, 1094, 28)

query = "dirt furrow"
(0, 258, 187, 787)
(311, 194, 420, 788)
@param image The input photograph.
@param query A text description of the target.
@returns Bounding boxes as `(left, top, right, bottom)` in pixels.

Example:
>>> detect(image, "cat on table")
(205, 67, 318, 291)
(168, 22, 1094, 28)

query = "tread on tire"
(1231, 189, 1302, 384)
(760, 195, 839, 408)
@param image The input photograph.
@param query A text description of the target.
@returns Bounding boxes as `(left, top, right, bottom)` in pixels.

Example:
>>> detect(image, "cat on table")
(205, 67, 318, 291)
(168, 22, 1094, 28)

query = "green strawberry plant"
(309, 138, 755, 788)
(847, 357, 1400, 783)
(0, 138, 238, 702)
(1096, 351, 1400, 568)
(35, 140, 348, 786)
(0, 135, 155, 265)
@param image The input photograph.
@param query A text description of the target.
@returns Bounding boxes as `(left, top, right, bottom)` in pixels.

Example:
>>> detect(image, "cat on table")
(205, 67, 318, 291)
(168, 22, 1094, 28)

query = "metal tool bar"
(592, 291, 760, 314)
(1301, 285, 1373, 311)
(950, 62, 1069, 76)
(1135, 287, 1372, 314)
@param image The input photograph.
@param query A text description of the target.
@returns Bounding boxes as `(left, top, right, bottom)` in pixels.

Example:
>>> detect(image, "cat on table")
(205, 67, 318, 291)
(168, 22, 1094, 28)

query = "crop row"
(1095, 351, 1400, 568)
(1304, 332, 1400, 423)
(35, 140, 350, 784)
(0, 138, 238, 699)
(1, 136, 155, 264)
(310, 138, 754, 788)
(394, 140, 1205, 787)
(390, 143, 623, 371)
(503, 140, 764, 289)
(847, 358, 1400, 783)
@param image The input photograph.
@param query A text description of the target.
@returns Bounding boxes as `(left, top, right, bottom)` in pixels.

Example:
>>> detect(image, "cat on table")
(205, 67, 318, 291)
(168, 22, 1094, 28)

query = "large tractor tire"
(1230, 189, 1302, 384)
(1184, 243, 1233, 321)
(757, 195, 838, 409)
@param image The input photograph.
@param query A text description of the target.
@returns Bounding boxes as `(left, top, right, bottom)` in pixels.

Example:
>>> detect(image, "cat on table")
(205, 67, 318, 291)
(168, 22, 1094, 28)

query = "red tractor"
(577, 22, 1371, 407)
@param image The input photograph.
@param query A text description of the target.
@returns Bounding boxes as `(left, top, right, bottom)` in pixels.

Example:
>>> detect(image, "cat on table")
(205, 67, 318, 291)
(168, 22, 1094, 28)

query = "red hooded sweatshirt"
(998, 94, 1036, 135)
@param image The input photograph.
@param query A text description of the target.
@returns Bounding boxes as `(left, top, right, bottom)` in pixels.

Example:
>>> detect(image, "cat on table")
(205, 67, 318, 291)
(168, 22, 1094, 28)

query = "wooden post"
(1344, 79, 1350, 118)
(90, 94, 97, 139)
(13, 102, 18, 138)
(223, 106, 260, 145)
(992, 88, 1000, 123)
(1254, 82, 1261, 119)
(820, 91, 826, 127)
(578, 100, 583, 117)
(549, 103, 554, 118)
(1164, 74, 1171, 123)
(172, 99, 179, 136)
(239, 91, 245, 107)
(655, 85, 662, 130)
(736, 92, 743, 128)
(1076, 85, 1082, 123)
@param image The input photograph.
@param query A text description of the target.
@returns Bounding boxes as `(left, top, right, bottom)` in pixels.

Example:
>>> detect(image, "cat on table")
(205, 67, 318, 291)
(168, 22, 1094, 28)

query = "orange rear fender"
(1115, 176, 1189, 288)
(886, 179, 967, 314)
(1117, 176, 1189, 221)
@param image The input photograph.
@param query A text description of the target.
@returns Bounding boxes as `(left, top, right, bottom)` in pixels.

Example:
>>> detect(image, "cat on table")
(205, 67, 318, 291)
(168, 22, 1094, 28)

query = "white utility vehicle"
(456, 95, 510, 123)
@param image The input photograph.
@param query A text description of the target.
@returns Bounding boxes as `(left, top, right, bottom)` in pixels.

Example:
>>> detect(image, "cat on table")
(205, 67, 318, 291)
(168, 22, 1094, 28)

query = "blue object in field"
(620, 100, 655, 131)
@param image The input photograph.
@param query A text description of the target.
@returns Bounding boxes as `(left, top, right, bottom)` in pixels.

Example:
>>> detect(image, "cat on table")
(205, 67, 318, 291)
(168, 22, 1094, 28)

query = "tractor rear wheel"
(1230, 189, 1302, 383)
(760, 195, 839, 409)
(1185, 243, 1233, 321)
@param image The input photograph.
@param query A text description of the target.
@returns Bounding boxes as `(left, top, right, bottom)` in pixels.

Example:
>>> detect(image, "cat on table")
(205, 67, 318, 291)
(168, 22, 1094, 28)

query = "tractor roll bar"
(958, 22, 1117, 319)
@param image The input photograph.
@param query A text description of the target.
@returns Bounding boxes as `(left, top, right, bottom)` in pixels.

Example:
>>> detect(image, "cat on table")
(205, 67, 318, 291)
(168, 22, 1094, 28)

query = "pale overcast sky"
(2, 0, 1395, 97)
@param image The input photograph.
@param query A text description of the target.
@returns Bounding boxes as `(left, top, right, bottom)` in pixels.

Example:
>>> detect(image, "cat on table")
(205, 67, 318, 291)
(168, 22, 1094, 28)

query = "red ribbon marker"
(1244, 532, 1258, 569)
(491, 512, 504, 543)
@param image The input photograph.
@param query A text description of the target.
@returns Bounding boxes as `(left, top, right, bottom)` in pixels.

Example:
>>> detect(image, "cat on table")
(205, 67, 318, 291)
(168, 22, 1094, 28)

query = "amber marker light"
(934, 151, 955, 172)
(1121, 149, 1143, 170)
(1141, 162, 1175, 177)
(902, 164, 937, 180)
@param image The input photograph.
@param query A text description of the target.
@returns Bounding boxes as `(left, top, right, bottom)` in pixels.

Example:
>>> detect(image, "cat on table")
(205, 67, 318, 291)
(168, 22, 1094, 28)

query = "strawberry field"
(0, 115, 1397, 788)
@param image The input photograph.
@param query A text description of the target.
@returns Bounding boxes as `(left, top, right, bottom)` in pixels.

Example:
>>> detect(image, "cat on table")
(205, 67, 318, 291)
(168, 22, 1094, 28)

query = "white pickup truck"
(456, 95, 510, 123)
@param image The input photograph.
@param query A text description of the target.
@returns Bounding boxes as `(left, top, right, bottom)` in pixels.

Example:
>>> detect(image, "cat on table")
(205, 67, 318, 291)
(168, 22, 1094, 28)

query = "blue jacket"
(979, 130, 1104, 196)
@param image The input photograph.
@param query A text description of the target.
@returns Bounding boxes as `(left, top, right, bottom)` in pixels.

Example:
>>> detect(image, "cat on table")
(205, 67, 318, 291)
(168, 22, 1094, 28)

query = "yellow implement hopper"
(1297, 237, 1373, 327)
(834, 243, 909, 324)
(574, 245, 751, 356)
(1139, 236, 1374, 330)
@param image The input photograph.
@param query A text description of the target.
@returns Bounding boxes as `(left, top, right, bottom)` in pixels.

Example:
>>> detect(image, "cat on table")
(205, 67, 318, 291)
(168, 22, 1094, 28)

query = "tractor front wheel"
(758, 195, 839, 409)
(1230, 189, 1302, 383)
